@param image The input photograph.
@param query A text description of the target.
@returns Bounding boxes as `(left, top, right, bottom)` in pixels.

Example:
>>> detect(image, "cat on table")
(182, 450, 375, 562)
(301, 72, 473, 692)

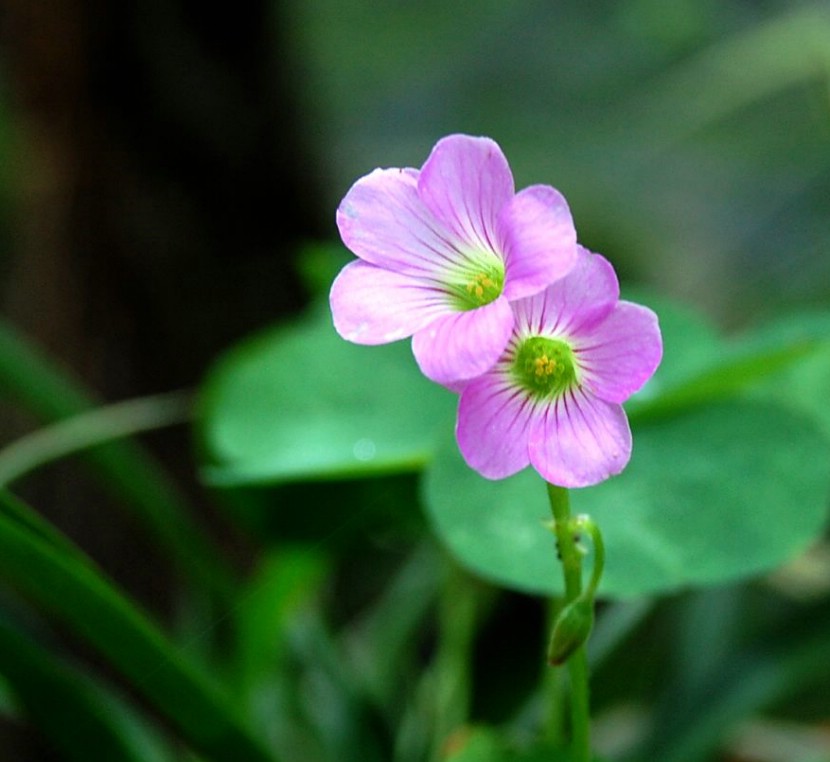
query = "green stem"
(541, 603, 567, 744)
(546, 483, 591, 762)
(575, 516, 605, 601)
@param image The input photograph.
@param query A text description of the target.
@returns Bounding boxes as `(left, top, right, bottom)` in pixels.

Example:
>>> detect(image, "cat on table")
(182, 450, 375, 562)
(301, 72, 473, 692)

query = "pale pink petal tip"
(528, 392, 632, 488)
(418, 135, 514, 249)
(499, 184, 578, 300)
(412, 297, 514, 387)
(578, 301, 663, 403)
(329, 261, 451, 345)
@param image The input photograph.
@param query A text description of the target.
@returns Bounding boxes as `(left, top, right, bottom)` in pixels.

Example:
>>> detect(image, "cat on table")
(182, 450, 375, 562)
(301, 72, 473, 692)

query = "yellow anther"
(534, 355, 557, 378)
(465, 273, 499, 303)
(453, 266, 504, 311)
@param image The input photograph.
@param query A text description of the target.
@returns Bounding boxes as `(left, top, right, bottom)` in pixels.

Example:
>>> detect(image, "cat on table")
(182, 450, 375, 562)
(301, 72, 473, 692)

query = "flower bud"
(547, 596, 594, 666)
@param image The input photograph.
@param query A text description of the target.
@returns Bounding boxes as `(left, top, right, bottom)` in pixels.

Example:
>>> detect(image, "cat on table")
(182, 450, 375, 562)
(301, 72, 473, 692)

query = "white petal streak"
(511, 291, 553, 338)
(529, 388, 631, 488)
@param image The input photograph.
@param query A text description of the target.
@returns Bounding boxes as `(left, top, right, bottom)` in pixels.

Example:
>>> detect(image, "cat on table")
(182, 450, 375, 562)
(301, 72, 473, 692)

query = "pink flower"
(456, 248, 662, 488)
(330, 134, 578, 387)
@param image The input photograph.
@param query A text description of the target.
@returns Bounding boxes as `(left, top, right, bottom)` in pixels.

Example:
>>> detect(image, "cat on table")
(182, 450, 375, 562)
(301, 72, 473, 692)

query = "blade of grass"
(0, 318, 235, 601)
(342, 542, 442, 708)
(0, 391, 191, 487)
(0, 493, 277, 762)
(634, 614, 830, 762)
(0, 489, 90, 563)
(0, 615, 173, 762)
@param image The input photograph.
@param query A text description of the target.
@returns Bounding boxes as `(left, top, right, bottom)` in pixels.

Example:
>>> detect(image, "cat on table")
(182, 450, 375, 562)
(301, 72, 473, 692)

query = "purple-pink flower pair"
(331, 134, 662, 488)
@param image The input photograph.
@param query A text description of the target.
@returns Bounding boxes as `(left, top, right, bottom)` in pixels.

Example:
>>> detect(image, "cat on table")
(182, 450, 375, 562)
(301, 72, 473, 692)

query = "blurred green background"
(3, 0, 829, 397)
(0, 1, 828, 760)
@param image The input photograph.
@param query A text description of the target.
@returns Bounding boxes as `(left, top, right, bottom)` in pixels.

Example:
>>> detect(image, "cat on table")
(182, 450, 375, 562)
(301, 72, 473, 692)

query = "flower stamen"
(447, 261, 505, 311)
(466, 273, 499, 301)
(513, 336, 578, 398)
(534, 355, 558, 378)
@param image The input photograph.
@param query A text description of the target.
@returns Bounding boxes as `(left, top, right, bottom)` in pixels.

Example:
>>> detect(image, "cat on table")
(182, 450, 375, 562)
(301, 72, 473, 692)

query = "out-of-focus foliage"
(289, 1, 830, 325)
(198, 303, 455, 486)
(0, 2, 828, 761)
(200, 255, 830, 598)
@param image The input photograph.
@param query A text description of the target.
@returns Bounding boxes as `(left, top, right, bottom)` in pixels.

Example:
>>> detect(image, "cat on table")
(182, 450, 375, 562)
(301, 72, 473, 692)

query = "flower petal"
(330, 261, 452, 344)
(499, 185, 577, 300)
(528, 389, 631, 488)
(456, 372, 534, 479)
(513, 249, 620, 337)
(412, 297, 514, 386)
(337, 167, 461, 278)
(417, 135, 514, 254)
(576, 302, 663, 403)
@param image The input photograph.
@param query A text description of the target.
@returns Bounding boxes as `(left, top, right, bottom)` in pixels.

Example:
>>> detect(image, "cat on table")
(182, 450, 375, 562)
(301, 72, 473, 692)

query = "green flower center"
(512, 337, 578, 398)
(447, 258, 505, 311)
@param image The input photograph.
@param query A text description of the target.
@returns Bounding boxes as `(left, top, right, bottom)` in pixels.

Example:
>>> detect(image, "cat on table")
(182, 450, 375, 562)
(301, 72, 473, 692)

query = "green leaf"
(742, 311, 830, 439)
(0, 318, 93, 420)
(0, 489, 90, 564)
(443, 727, 505, 762)
(232, 547, 328, 697)
(625, 300, 824, 424)
(628, 338, 818, 423)
(423, 402, 830, 598)
(0, 492, 277, 762)
(198, 302, 455, 486)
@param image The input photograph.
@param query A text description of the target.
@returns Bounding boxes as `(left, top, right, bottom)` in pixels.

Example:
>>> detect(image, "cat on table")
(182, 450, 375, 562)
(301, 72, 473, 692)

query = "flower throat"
(448, 261, 505, 311)
(513, 337, 578, 398)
